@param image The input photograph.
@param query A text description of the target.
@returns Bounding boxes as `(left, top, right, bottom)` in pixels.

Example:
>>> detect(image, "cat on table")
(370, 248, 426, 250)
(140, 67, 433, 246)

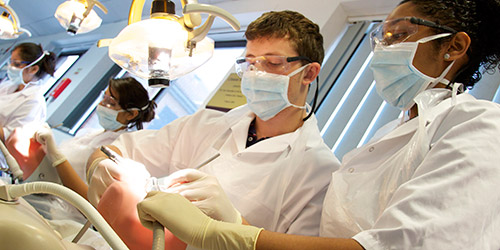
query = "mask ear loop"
(303, 75, 318, 122)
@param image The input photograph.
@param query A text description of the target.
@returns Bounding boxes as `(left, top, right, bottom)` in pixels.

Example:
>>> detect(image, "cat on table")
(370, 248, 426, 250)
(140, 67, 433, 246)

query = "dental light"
(99, 0, 240, 87)
(54, 0, 108, 35)
(0, 0, 31, 39)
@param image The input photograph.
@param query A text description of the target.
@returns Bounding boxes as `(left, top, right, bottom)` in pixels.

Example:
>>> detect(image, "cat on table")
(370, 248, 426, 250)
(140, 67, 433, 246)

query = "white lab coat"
(321, 88, 500, 249)
(113, 105, 339, 236)
(0, 79, 46, 139)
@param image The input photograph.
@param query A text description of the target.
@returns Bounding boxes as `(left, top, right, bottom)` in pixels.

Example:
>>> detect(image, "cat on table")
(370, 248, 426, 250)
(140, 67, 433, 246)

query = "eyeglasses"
(370, 16, 458, 48)
(235, 55, 312, 77)
(100, 90, 121, 110)
(9, 59, 31, 68)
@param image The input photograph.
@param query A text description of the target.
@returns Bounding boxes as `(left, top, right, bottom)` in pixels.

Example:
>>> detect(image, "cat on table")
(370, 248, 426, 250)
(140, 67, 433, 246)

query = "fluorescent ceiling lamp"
(100, 0, 240, 88)
(0, 0, 31, 39)
(54, 0, 107, 35)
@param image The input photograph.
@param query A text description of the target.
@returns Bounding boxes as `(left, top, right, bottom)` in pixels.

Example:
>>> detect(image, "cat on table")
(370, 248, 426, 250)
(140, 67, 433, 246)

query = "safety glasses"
(235, 55, 312, 77)
(370, 16, 458, 49)
(8, 59, 31, 68)
(99, 90, 121, 110)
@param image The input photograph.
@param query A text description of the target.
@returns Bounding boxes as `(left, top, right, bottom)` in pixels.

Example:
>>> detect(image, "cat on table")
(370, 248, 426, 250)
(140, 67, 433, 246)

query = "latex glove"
(162, 169, 242, 224)
(34, 123, 66, 167)
(138, 192, 263, 250)
(87, 157, 151, 207)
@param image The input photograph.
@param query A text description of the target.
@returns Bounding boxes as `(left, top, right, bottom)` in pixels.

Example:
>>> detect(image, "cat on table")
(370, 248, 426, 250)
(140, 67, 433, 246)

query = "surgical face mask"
(369, 33, 455, 110)
(7, 65, 24, 85)
(241, 64, 309, 121)
(96, 105, 126, 131)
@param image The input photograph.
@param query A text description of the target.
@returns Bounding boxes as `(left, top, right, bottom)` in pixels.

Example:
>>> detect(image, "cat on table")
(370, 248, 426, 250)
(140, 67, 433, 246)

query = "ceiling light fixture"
(0, 0, 31, 39)
(98, 0, 240, 88)
(54, 0, 108, 35)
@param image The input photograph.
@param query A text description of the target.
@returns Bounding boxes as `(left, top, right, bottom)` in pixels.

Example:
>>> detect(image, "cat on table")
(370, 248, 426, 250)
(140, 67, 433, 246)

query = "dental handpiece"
(100, 146, 121, 164)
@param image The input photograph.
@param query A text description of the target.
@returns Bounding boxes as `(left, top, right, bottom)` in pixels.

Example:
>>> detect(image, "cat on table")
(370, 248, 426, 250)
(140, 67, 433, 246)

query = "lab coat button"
(348, 168, 354, 173)
(237, 153, 242, 157)
(369, 147, 375, 152)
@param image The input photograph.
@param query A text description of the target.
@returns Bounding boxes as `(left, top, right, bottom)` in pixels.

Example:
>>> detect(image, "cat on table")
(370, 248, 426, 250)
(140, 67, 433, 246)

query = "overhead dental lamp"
(99, 0, 240, 88)
(0, 0, 31, 39)
(54, 0, 108, 35)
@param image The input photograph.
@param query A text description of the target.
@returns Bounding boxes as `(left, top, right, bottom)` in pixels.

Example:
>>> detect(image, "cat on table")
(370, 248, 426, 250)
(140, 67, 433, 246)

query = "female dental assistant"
(136, 0, 500, 249)
(0, 42, 56, 142)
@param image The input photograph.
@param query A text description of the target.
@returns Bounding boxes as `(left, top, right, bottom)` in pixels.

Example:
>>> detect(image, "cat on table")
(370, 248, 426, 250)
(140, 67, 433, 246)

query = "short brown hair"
(245, 10, 324, 65)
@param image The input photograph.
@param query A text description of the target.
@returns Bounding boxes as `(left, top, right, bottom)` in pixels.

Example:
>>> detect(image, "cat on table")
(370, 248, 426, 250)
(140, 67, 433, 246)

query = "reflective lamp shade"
(55, 0, 102, 34)
(0, 14, 16, 39)
(108, 18, 214, 87)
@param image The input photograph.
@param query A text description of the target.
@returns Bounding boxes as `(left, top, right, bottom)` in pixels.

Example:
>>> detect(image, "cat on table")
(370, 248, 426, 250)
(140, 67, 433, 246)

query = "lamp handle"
(183, 3, 240, 31)
(82, 0, 108, 18)
(183, 3, 240, 43)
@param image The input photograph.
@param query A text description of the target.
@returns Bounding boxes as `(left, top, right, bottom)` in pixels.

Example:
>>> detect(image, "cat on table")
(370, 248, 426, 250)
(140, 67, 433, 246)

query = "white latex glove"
(138, 192, 263, 250)
(34, 123, 66, 167)
(162, 169, 242, 224)
(87, 157, 151, 207)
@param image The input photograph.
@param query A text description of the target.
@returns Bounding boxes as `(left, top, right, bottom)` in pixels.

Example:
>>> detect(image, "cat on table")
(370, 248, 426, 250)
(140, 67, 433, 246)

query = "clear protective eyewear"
(370, 16, 458, 49)
(99, 90, 122, 110)
(8, 59, 31, 68)
(99, 90, 146, 111)
(235, 55, 312, 77)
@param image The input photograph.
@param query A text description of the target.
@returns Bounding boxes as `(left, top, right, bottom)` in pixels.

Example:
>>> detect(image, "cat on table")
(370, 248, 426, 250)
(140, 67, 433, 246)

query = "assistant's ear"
(445, 32, 471, 61)
(25, 65, 40, 76)
(125, 110, 139, 123)
(301, 62, 321, 86)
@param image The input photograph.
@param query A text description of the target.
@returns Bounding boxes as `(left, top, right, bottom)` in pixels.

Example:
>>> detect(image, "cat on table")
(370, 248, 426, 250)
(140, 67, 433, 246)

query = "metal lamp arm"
(183, 3, 240, 43)
(82, 0, 109, 18)
(0, 2, 31, 37)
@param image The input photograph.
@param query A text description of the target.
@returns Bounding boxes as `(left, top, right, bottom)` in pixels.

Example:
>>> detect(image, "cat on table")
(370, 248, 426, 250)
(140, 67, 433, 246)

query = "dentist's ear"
(444, 31, 471, 62)
(301, 62, 321, 86)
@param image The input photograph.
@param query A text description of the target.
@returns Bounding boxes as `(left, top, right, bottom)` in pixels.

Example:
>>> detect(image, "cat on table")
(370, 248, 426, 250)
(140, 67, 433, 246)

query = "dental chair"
(0, 139, 165, 250)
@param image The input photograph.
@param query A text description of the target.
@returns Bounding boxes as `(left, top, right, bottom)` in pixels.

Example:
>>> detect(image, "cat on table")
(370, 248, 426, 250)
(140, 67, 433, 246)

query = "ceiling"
(7, 0, 236, 38)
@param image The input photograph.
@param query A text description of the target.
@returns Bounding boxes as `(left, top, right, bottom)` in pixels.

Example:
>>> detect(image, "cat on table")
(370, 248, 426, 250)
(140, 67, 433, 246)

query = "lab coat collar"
(368, 89, 474, 143)
(221, 105, 319, 154)
(18, 80, 43, 97)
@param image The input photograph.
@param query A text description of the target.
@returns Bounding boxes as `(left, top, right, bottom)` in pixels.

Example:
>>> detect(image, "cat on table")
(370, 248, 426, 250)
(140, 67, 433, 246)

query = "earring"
(444, 53, 451, 60)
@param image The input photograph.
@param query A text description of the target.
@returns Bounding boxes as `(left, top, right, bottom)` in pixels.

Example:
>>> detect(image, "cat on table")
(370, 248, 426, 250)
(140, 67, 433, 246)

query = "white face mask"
(7, 65, 24, 85)
(240, 64, 309, 121)
(369, 33, 455, 110)
(96, 105, 126, 131)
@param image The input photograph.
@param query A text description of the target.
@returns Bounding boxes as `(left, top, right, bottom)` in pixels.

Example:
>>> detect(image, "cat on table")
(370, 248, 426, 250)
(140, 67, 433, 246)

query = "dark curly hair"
(14, 43, 57, 78)
(399, 0, 500, 88)
(109, 77, 157, 130)
(245, 10, 324, 65)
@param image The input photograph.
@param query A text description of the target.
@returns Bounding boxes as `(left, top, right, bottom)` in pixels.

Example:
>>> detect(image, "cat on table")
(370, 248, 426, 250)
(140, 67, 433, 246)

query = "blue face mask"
(96, 105, 126, 131)
(240, 64, 308, 121)
(369, 33, 454, 110)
